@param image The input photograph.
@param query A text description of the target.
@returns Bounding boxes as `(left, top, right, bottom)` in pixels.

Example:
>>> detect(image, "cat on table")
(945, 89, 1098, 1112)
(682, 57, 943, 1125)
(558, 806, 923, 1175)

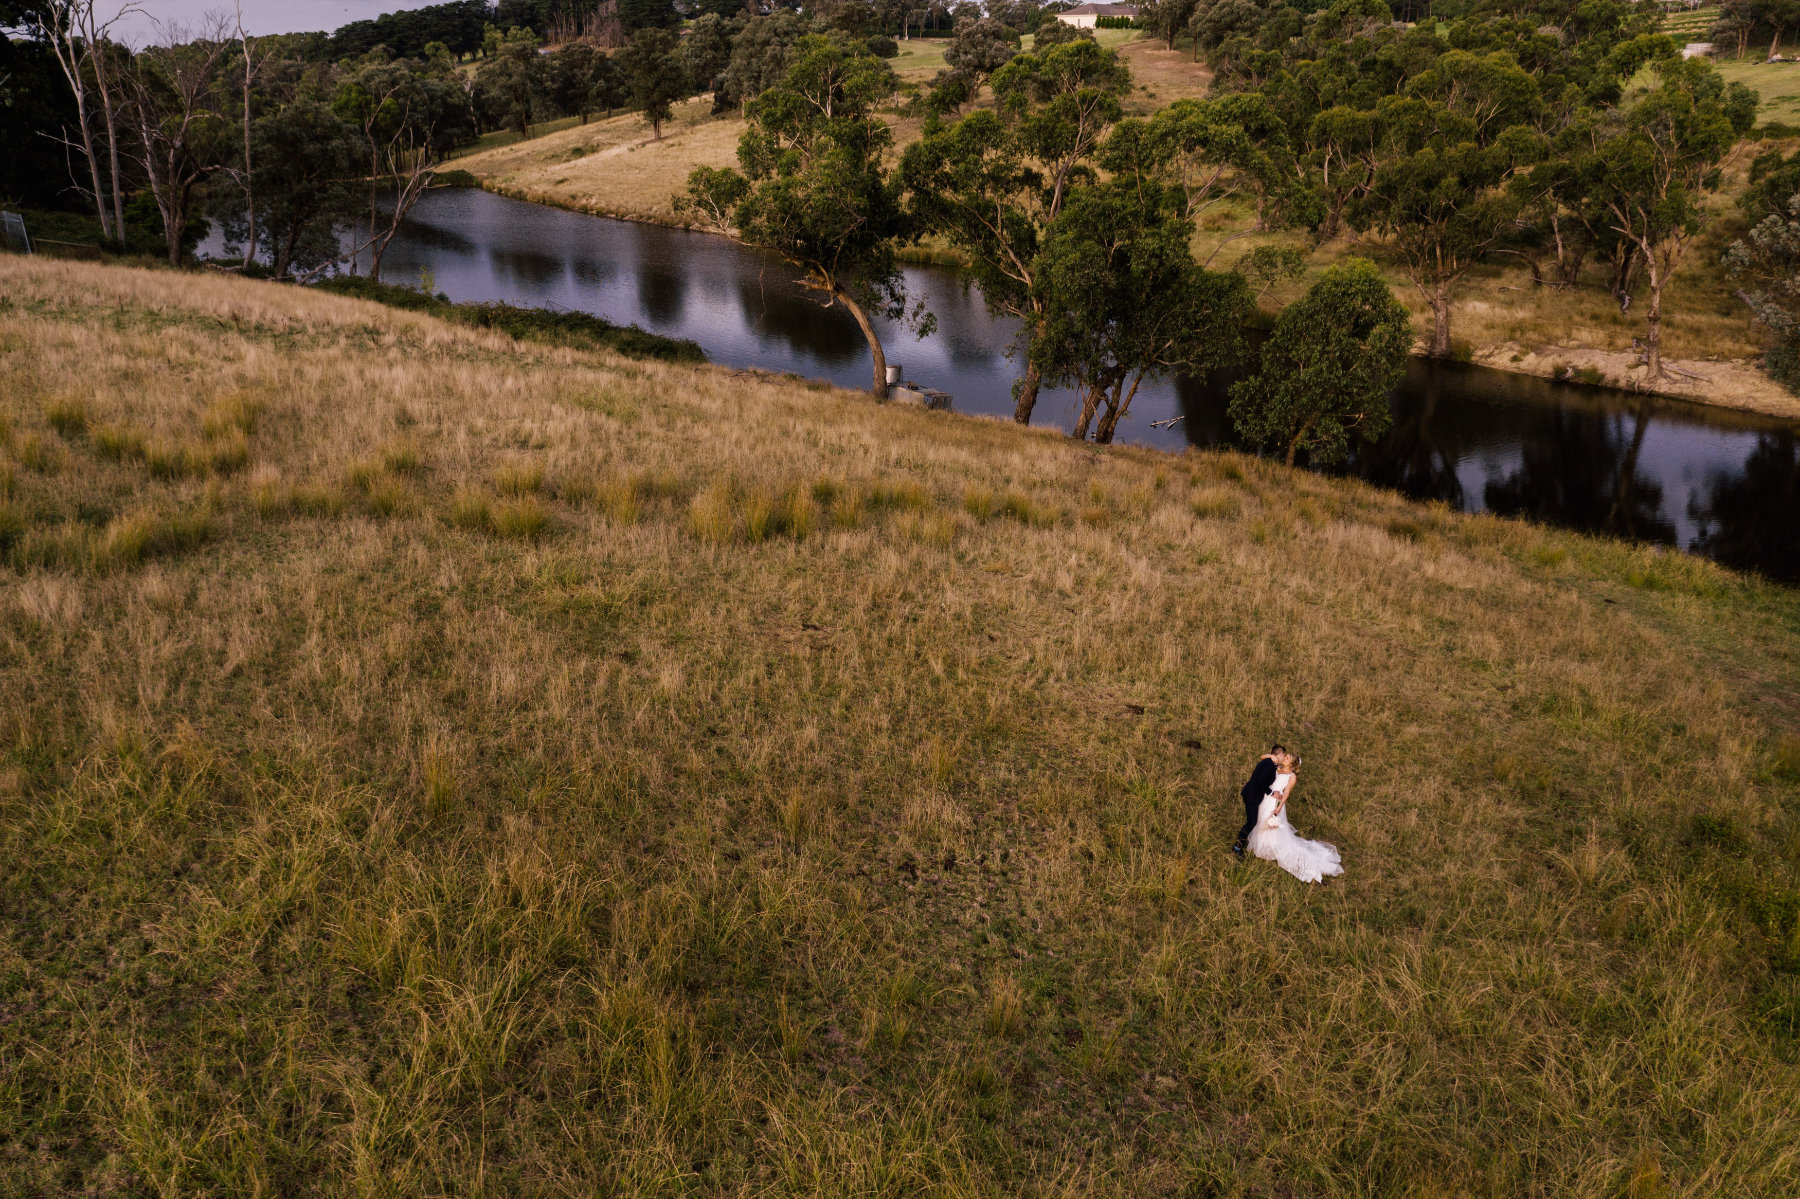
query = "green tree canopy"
(1031, 178, 1251, 443)
(902, 35, 1132, 421)
(620, 26, 688, 139)
(683, 35, 923, 398)
(1229, 257, 1411, 466)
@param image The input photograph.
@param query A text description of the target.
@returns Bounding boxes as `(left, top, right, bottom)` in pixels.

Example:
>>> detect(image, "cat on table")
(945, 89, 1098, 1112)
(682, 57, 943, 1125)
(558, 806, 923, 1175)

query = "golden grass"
(456, 96, 748, 225)
(2, 255, 1800, 1194)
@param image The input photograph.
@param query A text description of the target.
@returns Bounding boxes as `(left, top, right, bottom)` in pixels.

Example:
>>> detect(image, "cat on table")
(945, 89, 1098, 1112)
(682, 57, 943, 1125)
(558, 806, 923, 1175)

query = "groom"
(1231, 743, 1286, 857)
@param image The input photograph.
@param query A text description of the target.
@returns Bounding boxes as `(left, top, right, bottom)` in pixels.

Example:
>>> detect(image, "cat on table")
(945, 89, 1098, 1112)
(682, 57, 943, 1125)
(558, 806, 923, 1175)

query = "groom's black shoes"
(1230, 841, 1246, 858)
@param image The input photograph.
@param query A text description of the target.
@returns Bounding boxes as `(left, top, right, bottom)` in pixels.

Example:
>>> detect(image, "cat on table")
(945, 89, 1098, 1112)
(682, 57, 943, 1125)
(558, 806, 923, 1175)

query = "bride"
(1247, 751, 1343, 883)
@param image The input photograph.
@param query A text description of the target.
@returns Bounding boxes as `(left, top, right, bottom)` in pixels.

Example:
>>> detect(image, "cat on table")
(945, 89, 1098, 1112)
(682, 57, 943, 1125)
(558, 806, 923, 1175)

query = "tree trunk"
(1094, 376, 1141, 445)
(1428, 284, 1452, 358)
(1643, 263, 1664, 379)
(93, 44, 126, 245)
(1285, 417, 1316, 466)
(1094, 388, 1123, 444)
(1013, 359, 1042, 424)
(163, 194, 184, 266)
(54, 44, 111, 240)
(1072, 385, 1103, 440)
(275, 225, 298, 280)
(1320, 200, 1342, 243)
(836, 284, 890, 398)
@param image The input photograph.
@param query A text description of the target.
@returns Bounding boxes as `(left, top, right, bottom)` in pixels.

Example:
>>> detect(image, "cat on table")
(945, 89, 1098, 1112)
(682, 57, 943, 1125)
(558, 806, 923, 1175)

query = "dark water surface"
(360, 187, 1800, 582)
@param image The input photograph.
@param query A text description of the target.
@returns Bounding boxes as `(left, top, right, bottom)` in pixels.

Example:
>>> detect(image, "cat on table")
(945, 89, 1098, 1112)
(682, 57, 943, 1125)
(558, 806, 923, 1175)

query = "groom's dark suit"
(1236, 756, 1278, 849)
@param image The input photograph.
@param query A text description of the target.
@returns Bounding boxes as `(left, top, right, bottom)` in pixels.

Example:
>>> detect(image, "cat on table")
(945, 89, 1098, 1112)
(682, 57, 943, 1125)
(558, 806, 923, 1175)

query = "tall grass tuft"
(962, 486, 995, 521)
(381, 439, 423, 475)
(984, 976, 1024, 1039)
(450, 487, 493, 532)
(491, 495, 549, 539)
(493, 461, 545, 496)
(93, 504, 215, 570)
(687, 482, 735, 543)
(92, 422, 146, 461)
(46, 398, 87, 439)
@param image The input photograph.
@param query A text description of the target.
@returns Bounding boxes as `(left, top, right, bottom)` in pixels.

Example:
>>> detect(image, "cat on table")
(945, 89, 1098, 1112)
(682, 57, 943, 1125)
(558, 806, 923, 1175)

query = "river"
(342, 187, 1799, 583)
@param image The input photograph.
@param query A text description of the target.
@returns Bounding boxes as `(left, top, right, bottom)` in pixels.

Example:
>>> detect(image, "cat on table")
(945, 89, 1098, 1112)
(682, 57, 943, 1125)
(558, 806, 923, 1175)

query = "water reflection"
(331, 187, 1800, 582)
(1692, 432, 1800, 579)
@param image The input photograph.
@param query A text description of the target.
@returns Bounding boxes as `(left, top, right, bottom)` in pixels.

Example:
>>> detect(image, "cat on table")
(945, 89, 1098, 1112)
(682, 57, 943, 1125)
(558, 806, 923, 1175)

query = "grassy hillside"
(454, 33, 1209, 229)
(3, 256, 1800, 1195)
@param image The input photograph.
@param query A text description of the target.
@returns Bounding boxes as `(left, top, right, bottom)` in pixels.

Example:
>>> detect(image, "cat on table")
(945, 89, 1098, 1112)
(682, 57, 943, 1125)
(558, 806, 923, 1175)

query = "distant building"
(1054, 3, 1140, 28)
(1681, 42, 1714, 58)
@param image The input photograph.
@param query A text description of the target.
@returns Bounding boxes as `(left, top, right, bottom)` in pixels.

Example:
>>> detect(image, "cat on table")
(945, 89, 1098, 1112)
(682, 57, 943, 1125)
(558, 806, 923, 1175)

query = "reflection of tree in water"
(635, 265, 689, 326)
(1483, 401, 1677, 545)
(1691, 432, 1800, 582)
(488, 245, 565, 289)
(735, 276, 866, 366)
(1175, 372, 1239, 447)
(1349, 371, 1465, 508)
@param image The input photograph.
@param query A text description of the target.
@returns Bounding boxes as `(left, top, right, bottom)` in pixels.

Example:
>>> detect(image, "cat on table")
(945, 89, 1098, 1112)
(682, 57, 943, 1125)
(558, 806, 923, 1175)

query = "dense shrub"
(866, 34, 899, 57)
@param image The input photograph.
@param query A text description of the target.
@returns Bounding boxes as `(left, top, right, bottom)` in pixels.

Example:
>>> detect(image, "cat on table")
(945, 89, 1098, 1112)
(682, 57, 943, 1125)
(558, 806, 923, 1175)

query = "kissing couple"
(1231, 744, 1343, 883)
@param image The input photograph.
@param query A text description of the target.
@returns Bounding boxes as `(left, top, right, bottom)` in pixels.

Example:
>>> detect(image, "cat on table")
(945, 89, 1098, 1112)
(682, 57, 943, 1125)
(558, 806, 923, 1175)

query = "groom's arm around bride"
(1232, 744, 1284, 857)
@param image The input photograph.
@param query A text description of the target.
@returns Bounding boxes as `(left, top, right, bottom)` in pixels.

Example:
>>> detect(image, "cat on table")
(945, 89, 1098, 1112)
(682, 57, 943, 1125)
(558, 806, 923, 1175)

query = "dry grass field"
(454, 96, 746, 225)
(3, 255, 1800, 1195)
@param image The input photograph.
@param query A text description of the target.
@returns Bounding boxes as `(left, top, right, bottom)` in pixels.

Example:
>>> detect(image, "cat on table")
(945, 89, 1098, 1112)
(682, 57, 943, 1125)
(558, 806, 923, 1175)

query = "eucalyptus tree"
(1588, 55, 1755, 378)
(679, 12, 738, 103)
(1140, 0, 1197, 51)
(475, 26, 545, 136)
(333, 56, 469, 280)
(1032, 177, 1251, 443)
(231, 100, 363, 279)
(1229, 257, 1411, 466)
(34, 0, 127, 242)
(547, 42, 603, 122)
(900, 35, 1131, 421)
(942, 16, 1020, 81)
(1725, 193, 1800, 388)
(1348, 50, 1545, 357)
(124, 20, 236, 266)
(620, 26, 687, 138)
(682, 36, 924, 398)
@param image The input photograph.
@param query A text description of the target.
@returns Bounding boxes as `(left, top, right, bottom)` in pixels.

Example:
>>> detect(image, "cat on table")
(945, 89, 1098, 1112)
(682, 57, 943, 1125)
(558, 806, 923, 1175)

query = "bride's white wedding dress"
(1247, 772, 1343, 883)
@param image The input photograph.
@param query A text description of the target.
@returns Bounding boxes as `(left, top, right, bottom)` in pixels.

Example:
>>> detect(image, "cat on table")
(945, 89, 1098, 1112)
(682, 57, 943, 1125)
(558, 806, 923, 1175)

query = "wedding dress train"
(1247, 773, 1343, 883)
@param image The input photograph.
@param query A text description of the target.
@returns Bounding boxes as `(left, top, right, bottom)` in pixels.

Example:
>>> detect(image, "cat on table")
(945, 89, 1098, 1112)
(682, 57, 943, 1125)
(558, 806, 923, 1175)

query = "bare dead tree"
(124, 15, 234, 266)
(36, 0, 112, 239)
(85, 2, 135, 243)
(229, 2, 262, 268)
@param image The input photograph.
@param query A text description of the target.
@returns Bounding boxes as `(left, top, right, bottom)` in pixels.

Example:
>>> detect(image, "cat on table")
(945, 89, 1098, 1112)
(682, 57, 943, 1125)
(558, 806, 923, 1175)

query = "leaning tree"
(681, 35, 925, 398)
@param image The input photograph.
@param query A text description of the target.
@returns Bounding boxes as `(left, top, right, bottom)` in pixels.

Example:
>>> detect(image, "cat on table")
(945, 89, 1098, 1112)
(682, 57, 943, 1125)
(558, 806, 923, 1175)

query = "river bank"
(452, 148, 1800, 423)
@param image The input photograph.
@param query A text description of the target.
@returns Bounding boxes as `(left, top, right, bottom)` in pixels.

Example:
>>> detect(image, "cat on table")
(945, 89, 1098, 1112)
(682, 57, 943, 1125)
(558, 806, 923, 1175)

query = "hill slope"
(2, 256, 1799, 1195)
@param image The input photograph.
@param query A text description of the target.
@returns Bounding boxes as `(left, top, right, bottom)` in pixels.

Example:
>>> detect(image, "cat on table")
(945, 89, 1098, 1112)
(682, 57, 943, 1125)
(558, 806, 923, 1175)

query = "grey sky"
(105, 0, 443, 45)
